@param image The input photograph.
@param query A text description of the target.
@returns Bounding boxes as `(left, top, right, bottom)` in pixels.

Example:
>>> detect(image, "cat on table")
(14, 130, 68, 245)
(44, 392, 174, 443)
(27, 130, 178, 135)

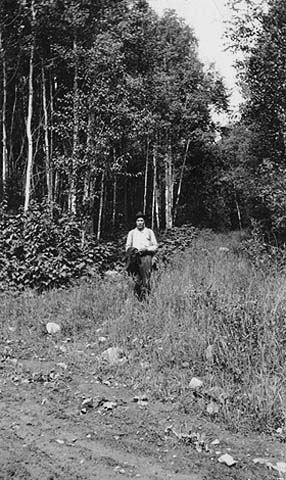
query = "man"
(125, 211, 158, 300)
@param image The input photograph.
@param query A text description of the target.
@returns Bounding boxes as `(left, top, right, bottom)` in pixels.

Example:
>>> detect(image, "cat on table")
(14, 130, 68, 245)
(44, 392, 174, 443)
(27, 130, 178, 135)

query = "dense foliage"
(0, 203, 115, 291)
(221, 0, 286, 241)
(0, 0, 228, 236)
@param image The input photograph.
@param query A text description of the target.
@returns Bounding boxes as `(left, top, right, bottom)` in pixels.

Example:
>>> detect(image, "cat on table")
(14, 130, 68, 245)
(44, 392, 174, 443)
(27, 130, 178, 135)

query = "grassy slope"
(1, 230, 286, 435)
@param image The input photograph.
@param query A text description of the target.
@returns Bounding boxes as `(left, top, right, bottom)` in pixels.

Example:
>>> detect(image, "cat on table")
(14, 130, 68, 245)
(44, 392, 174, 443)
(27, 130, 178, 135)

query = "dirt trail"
(0, 350, 283, 480)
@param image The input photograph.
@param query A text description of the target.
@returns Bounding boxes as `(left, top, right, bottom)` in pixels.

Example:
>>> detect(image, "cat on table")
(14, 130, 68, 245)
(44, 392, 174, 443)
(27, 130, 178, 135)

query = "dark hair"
(135, 211, 145, 221)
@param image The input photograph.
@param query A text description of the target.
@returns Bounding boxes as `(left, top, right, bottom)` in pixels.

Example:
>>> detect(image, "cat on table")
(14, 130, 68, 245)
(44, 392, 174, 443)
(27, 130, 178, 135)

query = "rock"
(205, 344, 214, 362)
(206, 401, 219, 415)
(80, 397, 94, 414)
(189, 377, 203, 390)
(211, 439, 220, 445)
(55, 439, 65, 444)
(57, 362, 67, 370)
(276, 462, 286, 474)
(46, 322, 61, 334)
(133, 395, 149, 407)
(253, 458, 286, 473)
(102, 400, 117, 411)
(99, 347, 127, 367)
(98, 336, 107, 344)
(218, 453, 236, 467)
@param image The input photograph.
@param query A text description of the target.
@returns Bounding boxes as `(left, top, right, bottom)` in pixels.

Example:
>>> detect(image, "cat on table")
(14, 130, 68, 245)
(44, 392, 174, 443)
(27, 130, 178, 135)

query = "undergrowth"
(1, 229, 286, 435)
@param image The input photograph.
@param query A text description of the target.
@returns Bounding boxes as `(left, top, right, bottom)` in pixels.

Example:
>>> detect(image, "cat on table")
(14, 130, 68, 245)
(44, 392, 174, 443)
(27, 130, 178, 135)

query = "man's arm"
(146, 229, 158, 253)
(125, 230, 133, 252)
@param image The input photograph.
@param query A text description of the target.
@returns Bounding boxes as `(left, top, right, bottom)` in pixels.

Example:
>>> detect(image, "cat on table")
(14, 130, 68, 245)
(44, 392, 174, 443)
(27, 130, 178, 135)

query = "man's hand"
(139, 247, 148, 255)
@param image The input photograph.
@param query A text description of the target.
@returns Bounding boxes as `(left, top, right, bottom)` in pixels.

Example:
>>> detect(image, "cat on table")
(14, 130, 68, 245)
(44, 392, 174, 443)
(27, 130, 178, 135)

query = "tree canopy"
(0, 0, 228, 235)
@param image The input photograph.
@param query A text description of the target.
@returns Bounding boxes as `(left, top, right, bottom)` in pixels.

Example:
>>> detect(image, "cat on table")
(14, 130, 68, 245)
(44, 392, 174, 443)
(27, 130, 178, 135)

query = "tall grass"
(1, 230, 286, 434)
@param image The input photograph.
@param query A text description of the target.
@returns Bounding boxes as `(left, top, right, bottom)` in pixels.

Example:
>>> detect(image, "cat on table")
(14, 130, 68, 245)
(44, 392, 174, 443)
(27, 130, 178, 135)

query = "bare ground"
(0, 334, 284, 480)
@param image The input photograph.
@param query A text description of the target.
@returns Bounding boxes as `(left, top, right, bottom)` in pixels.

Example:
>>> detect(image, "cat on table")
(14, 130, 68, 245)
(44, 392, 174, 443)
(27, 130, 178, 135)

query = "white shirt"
(126, 227, 158, 253)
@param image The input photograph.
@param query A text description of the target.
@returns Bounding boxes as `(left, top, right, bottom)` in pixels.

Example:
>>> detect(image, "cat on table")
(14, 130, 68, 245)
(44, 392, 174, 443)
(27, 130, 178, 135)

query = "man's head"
(135, 211, 145, 230)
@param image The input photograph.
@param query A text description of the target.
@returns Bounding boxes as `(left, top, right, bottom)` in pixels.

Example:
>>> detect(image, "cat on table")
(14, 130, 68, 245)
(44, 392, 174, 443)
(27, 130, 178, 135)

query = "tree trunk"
(165, 143, 173, 229)
(124, 177, 128, 224)
(112, 173, 117, 228)
(0, 30, 8, 206)
(173, 138, 190, 224)
(83, 112, 93, 204)
(143, 136, 149, 215)
(234, 190, 242, 231)
(50, 75, 55, 181)
(24, 29, 35, 212)
(155, 183, 160, 230)
(69, 35, 78, 214)
(42, 63, 52, 205)
(151, 144, 157, 229)
(97, 169, 105, 241)
(9, 84, 17, 171)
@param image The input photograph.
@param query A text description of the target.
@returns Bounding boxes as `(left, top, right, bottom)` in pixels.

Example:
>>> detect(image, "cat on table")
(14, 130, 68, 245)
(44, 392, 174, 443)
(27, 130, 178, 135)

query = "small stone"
(276, 462, 286, 474)
(57, 362, 67, 369)
(98, 336, 107, 344)
(206, 401, 219, 415)
(46, 322, 61, 334)
(218, 453, 236, 467)
(211, 439, 220, 445)
(205, 344, 214, 362)
(102, 400, 117, 411)
(189, 377, 203, 390)
(99, 347, 127, 366)
(55, 439, 65, 445)
(80, 397, 94, 413)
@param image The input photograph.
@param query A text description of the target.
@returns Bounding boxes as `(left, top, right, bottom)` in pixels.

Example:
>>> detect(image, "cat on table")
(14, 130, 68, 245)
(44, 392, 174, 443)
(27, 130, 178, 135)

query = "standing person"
(125, 211, 158, 300)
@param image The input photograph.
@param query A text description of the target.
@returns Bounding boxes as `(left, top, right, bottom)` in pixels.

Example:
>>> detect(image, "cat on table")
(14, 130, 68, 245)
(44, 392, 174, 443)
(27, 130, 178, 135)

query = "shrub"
(0, 202, 112, 291)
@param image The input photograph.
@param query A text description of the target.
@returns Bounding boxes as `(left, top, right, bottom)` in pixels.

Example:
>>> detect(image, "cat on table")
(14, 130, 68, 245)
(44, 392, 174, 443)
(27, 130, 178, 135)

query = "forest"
(1, 0, 286, 289)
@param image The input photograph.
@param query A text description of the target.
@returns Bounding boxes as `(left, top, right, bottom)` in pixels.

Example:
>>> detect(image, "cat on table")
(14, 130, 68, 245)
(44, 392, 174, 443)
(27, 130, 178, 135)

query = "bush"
(0, 202, 112, 291)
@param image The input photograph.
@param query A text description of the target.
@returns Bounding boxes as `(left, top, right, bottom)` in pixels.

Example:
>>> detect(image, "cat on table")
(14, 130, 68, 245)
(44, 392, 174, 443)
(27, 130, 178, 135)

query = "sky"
(148, 0, 243, 112)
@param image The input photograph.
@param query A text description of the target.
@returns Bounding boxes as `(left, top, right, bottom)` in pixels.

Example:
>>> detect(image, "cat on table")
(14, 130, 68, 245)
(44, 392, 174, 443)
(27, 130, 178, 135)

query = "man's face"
(136, 218, 145, 230)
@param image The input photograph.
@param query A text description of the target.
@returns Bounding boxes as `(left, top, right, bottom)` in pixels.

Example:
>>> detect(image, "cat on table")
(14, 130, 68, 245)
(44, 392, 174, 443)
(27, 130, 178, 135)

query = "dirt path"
(0, 348, 283, 480)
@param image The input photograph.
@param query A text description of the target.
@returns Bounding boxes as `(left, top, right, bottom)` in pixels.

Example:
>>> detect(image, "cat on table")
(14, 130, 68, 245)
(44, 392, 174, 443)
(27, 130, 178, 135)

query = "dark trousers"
(134, 254, 153, 301)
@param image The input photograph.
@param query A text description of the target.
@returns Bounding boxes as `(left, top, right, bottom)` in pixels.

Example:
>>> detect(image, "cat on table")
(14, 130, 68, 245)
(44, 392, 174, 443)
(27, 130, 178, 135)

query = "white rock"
(206, 401, 219, 415)
(276, 462, 286, 474)
(254, 459, 286, 474)
(46, 322, 61, 334)
(99, 347, 127, 366)
(98, 336, 107, 344)
(189, 377, 203, 390)
(218, 453, 236, 467)
(205, 344, 214, 362)
(57, 362, 67, 370)
(211, 439, 220, 445)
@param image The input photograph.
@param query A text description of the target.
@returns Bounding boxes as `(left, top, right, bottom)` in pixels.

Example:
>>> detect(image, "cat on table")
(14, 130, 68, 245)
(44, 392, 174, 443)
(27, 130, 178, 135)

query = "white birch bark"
(0, 30, 8, 204)
(69, 36, 78, 214)
(97, 169, 105, 241)
(173, 138, 190, 224)
(42, 64, 52, 205)
(143, 137, 149, 215)
(24, 16, 35, 212)
(165, 144, 173, 229)
(112, 174, 117, 228)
